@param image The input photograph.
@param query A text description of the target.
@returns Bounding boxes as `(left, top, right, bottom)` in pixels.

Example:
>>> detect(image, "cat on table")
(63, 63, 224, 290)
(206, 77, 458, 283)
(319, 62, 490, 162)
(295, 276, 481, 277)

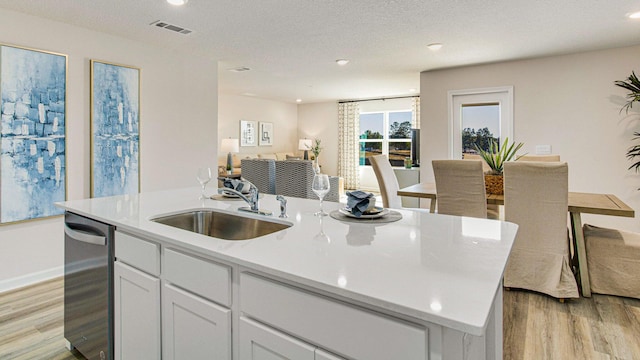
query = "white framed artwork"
(259, 121, 273, 146)
(240, 120, 257, 147)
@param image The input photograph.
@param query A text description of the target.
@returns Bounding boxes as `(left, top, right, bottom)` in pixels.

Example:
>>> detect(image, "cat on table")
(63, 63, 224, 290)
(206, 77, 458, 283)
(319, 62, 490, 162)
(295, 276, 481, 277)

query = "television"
(411, 129, 420, 167)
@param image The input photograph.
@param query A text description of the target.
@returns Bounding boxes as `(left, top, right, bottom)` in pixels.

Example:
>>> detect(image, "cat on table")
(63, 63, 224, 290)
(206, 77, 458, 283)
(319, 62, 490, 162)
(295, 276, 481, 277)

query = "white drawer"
(115, 231, 160, 276)
(164, 248, 231, 307)
(240, 273, 428, 360)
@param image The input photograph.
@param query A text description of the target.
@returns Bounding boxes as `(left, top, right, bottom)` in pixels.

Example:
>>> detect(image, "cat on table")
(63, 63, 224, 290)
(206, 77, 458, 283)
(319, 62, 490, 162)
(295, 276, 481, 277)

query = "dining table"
(397, 182, 636, 297)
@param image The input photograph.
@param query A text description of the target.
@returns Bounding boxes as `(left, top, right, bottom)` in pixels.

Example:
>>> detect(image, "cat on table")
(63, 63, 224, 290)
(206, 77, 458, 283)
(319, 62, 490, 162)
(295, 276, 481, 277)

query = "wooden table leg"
(570, 211, 591, 297)
(429, 198, 436, 213)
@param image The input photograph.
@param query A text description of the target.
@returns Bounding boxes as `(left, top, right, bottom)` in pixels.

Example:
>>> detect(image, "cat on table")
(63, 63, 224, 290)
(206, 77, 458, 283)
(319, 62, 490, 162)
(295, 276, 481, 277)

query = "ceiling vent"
(150, 20, 193, 35)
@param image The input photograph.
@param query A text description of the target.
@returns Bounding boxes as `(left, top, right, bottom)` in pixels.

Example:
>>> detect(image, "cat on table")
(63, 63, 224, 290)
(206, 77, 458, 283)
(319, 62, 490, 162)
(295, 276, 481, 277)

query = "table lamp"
(221, 138, 239, 174)
(298, 138, 312, 160)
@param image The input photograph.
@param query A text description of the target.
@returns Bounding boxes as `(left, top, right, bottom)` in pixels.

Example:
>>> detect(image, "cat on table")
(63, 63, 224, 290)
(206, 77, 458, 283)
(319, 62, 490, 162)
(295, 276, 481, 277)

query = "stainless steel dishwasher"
(64, 211, 114, 360)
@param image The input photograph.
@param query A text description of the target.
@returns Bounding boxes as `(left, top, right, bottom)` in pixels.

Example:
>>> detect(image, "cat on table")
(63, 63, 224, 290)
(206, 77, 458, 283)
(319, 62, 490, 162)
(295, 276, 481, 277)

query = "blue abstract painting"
(91, 61, 140, 198)
(0, 45, 67, 224)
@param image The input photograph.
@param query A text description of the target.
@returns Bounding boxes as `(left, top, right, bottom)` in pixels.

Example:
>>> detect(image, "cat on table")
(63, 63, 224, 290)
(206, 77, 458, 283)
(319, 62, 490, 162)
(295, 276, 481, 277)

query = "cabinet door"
(315, 349, 347, 360)
(163, 283, 231, 360)
(114, 261, 160, 360)
(239, 317, 315, 360)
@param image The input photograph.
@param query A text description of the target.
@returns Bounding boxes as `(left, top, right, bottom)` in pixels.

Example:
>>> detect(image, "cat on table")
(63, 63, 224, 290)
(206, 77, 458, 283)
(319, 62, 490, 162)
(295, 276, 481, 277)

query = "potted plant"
(308, 139, 322, 173)
(474, 137, 525, 194)
(614, 71, 640, 184)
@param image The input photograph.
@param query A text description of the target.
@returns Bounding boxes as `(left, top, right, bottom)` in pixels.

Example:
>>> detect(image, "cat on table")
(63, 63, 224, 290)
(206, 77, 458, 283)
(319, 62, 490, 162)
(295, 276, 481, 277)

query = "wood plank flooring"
(1, 277, 639, 359)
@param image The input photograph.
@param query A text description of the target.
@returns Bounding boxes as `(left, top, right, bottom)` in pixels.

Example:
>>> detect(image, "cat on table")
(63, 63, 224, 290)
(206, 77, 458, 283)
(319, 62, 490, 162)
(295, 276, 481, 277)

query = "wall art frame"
(259, 121, 273, 146)
(90, 59, 140, 198)
(240, 120, 257, 147)
(0, 43, 67, 224)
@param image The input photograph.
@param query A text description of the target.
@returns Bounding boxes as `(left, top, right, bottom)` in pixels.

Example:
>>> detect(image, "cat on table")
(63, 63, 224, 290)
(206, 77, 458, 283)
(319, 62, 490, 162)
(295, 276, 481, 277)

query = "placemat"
(329, 209, 402, 224)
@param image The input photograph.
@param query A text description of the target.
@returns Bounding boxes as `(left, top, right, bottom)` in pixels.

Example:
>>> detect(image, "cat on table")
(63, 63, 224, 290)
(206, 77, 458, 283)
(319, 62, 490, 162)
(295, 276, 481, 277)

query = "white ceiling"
(1, 0, 639, 104)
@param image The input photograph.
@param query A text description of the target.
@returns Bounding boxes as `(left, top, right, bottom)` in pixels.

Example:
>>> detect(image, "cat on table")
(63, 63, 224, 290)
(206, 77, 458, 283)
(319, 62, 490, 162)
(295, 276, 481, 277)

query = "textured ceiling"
(0, 0, 639, 103)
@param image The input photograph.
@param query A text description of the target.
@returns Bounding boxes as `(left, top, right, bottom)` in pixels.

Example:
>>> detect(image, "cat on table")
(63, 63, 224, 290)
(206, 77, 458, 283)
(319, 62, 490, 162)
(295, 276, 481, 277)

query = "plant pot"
(484, 174, 504, 195)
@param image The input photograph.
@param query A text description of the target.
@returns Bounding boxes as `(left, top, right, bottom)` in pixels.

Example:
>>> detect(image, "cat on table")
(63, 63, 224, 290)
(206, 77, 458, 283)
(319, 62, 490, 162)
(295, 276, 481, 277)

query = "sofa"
(240, 158, 343, 202)
(217, 151, 302, 175)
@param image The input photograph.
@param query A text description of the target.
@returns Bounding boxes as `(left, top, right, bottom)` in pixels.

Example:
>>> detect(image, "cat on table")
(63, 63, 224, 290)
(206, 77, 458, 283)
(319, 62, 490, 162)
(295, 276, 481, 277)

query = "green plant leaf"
(473, 137, 524, 174)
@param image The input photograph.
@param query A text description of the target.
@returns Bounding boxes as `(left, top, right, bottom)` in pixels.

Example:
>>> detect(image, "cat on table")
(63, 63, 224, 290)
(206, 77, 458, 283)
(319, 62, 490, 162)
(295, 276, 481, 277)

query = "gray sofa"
(241, 159, 341, 202)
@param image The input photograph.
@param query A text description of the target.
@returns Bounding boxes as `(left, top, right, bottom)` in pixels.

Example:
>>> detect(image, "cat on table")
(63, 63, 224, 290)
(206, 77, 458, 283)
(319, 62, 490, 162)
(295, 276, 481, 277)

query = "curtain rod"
(338, 95, 419, 104)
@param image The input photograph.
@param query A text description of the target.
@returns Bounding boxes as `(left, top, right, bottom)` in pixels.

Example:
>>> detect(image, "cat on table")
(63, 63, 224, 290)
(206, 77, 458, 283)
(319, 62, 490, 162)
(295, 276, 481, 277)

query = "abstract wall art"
(259, 121, 273, 146)
(0, 44, 67, 224)
(240, 120, 257, 147)
(91, 60, 140, 198)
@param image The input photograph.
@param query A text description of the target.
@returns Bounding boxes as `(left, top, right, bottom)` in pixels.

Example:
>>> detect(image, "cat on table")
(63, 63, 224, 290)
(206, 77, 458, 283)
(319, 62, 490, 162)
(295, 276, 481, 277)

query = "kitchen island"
(58, 187, 517, 360)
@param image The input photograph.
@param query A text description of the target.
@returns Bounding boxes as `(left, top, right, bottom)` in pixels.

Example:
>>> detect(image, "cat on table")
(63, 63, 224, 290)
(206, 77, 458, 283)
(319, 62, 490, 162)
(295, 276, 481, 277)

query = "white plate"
(339, 207, 390, 219)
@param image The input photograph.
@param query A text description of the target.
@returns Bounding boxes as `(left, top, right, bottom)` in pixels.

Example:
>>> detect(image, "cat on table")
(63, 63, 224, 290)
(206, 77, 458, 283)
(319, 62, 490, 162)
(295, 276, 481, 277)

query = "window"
(359, 110, 412, 167)
(461, 103, 499, 154)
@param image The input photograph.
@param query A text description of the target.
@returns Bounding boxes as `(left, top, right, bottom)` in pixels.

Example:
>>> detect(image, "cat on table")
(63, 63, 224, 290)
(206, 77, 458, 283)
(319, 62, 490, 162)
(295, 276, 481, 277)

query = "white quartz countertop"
(57, 187, 517, 336)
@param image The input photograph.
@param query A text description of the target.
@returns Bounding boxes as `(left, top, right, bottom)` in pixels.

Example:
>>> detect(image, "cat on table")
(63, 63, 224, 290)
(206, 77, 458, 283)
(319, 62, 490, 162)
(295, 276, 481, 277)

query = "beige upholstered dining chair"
(518, 154, 561, 162)
(432, 160, 487, 218)
(503, 161, 579, 299)
(583, 224, 640, 299)
(369, 155, 403, 209)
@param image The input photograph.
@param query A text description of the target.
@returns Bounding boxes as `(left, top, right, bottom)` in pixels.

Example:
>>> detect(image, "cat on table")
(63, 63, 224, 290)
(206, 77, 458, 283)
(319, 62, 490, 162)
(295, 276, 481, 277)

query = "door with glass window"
(449, 87, 513, 159)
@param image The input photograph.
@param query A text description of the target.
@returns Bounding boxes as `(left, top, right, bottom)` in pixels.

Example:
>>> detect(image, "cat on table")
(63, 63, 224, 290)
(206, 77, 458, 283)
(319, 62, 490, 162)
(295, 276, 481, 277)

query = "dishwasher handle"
(64, 224, 107, 246)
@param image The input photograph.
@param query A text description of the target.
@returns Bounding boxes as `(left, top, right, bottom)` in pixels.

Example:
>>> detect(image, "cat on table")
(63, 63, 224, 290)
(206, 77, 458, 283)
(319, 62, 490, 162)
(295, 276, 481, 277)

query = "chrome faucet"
(218, 182, 272, 216)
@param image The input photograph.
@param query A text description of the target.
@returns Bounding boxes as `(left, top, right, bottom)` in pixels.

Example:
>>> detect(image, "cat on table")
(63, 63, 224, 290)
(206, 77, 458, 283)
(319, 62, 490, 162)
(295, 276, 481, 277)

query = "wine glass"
(196, 167, 212, 199)
(312, 173, 330, 216)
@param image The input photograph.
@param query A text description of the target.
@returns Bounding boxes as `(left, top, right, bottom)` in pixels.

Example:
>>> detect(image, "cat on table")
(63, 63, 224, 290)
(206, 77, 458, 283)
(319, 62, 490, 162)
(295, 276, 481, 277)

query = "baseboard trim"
(0, 266, 64, 294)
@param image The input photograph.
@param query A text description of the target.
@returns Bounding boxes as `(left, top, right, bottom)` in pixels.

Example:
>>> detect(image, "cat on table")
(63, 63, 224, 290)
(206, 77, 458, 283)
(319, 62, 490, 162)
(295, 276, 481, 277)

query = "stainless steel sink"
(151, 209, 291, 240)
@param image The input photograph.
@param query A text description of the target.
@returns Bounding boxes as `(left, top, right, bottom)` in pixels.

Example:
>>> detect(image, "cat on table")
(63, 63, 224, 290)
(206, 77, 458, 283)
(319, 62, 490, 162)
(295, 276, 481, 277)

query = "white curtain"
(338, 102, 360, 190)
(411, 96, 420, 129)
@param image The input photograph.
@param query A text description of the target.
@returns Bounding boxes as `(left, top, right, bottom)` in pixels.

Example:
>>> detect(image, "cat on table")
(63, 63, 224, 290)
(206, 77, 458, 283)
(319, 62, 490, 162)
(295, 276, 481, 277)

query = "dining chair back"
(432, 160, 488, 218)
(518, 154, 561, 162)
(370, 155, 403, 209)
(461, 153, 491, 173)
(503, 161, 578, 299)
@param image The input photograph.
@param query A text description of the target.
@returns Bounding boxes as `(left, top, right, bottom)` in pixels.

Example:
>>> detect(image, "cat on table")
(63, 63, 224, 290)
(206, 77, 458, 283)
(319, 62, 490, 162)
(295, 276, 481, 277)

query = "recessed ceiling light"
(167, 0, 188, 5)
(296, 99, 302, 103)
(335, 59, 350, 66)
(427, 43, 443, 51)
(629, 11, 640, 19)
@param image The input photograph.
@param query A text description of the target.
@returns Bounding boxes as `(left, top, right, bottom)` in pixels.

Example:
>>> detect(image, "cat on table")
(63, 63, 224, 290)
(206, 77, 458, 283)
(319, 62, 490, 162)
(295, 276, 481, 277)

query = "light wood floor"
(1, 277, 639, 359)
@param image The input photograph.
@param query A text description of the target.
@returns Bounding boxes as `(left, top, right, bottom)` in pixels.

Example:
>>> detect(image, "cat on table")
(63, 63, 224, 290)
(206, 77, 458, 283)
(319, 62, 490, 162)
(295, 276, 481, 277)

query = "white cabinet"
(240, 273, 426, 360)
(163, 283, 231, 360)
(239, 317, 315, 360)
(113, 261, 160, 360)
(315, 349, 346, 360)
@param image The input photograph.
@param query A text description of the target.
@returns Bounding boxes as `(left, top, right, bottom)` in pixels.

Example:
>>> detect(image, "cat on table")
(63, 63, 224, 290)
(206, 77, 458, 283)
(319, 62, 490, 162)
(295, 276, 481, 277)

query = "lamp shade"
(221, 138, 239, 153)
(298, 139, 312, 151)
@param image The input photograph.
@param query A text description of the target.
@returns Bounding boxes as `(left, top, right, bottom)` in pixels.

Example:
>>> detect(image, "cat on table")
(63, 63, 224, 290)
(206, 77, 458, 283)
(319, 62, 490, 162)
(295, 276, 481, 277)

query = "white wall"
(218, 94, 298, 163)
(420, 44, 640, 233)
(0, 9, 218, 291)
(297, 102, 339, 176)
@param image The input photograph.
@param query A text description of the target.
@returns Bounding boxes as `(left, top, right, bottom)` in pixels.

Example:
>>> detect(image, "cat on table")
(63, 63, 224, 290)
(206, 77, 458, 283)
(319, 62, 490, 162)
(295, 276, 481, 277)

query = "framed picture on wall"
(240, 120, 257, 146)
(90, 59, 140, 198)
(259, 121, 273, 146)
(0, 44, 67, 224)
